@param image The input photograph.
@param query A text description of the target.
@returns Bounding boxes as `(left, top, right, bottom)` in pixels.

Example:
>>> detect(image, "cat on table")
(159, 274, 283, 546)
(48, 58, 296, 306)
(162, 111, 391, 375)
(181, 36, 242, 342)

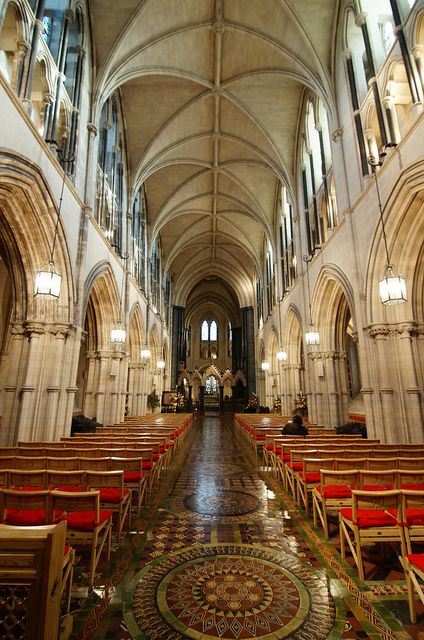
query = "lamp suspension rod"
(370, 157, 391, 267)
(49, 167, 66, 263)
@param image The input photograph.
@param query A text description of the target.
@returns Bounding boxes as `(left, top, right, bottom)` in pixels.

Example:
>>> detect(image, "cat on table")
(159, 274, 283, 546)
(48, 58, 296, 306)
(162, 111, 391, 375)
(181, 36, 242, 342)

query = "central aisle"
(86, 415, 415, 640)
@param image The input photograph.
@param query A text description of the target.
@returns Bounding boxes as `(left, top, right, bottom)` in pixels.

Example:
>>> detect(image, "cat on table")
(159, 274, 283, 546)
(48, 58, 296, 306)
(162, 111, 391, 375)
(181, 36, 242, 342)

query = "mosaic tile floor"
(69, 415, 424, 639)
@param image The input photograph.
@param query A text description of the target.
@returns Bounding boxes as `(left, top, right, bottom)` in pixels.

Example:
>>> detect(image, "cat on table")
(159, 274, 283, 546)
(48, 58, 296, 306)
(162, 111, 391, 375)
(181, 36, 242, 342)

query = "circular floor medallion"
(129, 544, 335, 640)
(183, 490, 261, 516)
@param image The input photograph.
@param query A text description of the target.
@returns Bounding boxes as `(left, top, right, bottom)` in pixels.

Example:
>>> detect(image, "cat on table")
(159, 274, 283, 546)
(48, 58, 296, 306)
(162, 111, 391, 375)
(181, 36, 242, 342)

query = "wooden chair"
(403, 553, 424, 623)
(47, 470, 85, 492)
(0, 521, 73, 640)
(51, 489, 112, 587)
(78, 457, 111, 471)
(312, 469, 358, 538)
(8, 469, 47, 489)
(110, 456, 146, 511)
(1, 488, 51, 526)
(400, 489, 424, 622)
(339, 489, 404, 581)
(357, 469, 397, 491)
(397, 470, 424, 490)
(46, 457, 80, 471)
(84, 470, 131, 540)
(14, 456, 46, 470)
(296, 458, 334, 513)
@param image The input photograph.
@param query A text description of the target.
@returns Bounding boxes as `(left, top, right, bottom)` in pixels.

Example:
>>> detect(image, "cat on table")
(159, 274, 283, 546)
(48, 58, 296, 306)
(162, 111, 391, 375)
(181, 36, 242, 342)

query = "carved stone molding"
(365, 322, 424, 339)
(87, 122, 98, 137)
(308, 351, 347, 361)
(212, 20, 226, 34)
(331, 127, 343, 142)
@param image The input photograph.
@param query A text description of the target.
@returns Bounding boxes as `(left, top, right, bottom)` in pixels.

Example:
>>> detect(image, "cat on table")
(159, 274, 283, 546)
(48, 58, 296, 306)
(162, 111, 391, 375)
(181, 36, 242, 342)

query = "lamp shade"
(305, 325, 320, 346)
(157, 359, 165, 369)
(261, 361, 270, 371)
(140, 348, 151, 359)
(378, 266, 407, 305)
(277, 350, 288, 362)
(111, 325, 126, 344)
(35, 263, 61, 298)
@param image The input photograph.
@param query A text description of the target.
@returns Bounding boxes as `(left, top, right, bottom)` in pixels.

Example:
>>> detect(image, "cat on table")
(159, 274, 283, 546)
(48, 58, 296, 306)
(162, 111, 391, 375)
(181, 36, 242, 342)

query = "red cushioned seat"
(275, 447, 282, 455)
(159, 446, 166, 453)
(404, 508, 424, 525)
(98, 488, 130, 503)
(142, 461, 152, 470)
(152, 453, 160, 461)
(255, 434, 266, 441)
(286, 461, 303, 471)
(50, 485, 82, 492)
(362, 483, 394, 491)
(401, 483, 424, 491)
(265, 445, 273, 451)
(124, 471, 140, 482)
(408, 553, 424, 572)
(316, 484, 353, 498)
(5, 509, 47, 526)
(166, 442, 174, 448)
(298, 471, 321, 483)
(55, 509, 112, 531)
(339, 507, 398, 528)
(12, 485, 44, 491)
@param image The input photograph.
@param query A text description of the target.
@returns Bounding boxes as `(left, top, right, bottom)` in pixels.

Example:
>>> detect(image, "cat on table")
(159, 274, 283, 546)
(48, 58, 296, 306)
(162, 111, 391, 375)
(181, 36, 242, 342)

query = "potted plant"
(293, 391, 308, 417)
(147, 389, 161, 413)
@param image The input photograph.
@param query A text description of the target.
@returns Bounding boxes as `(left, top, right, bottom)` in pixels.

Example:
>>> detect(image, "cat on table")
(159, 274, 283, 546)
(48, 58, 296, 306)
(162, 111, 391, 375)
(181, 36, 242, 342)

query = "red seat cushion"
(287, 462, 303, 471)
(361, 483, 394, 491)
(405, 508, 424, 525)
(339, 508, 398, 528)
(142, 461, 153, 470)
(265, 445, 273, 451)
(55, 509, 112, 531)
(316, 484, 353, 499)
(152, 453, 160, 461)
(408, 554, 424, 572)
(298, 472, 321, 483)
(124, 471, 140, 482)
(275, 447, 282, 455)
(12, 485, 44, 491)
(401, 484, 424, 491)
(5, 509, 47, 526)
(50, 485, 82, 492)
(98, 488, 129, 503)
(159, 446, 166, 453)
(255, 434, 266, 441)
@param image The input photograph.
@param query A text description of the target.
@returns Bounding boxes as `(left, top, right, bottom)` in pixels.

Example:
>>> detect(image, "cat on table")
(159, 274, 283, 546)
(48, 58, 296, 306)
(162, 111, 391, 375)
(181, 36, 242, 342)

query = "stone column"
(13, 39, 30, 95)
(366, 326, 396, 442)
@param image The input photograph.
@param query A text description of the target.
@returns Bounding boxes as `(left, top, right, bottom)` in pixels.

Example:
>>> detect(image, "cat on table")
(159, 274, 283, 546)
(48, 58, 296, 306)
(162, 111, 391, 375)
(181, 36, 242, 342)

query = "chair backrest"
(14, 456, 46, 470)
(319, 468, 359, 488)
(109, 456, 143, 472)
(397, 457, 424, 471)
(47, 470, 85, 490)
(351, 488, 402, 519)
(333, 457, 367, 470)
(366, 457, 399, 471)
(301, 458, 335, 475)
(78, 457, 111, 471)
(85, 470, 125, 493)
(0, 521, 67, 640)
(2, 488, 51, 523)
(397, 470, 424, 490)
(358, 469, 397, 490)
(50, 489, 101, 517)
(45, 456, 79, 470)
(0, 456, 15, 470)
(8, 469, 47, 489)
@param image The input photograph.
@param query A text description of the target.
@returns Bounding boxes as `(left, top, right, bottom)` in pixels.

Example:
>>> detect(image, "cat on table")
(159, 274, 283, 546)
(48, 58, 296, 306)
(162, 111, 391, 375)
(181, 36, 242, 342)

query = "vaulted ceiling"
(91, 0, 338, 315)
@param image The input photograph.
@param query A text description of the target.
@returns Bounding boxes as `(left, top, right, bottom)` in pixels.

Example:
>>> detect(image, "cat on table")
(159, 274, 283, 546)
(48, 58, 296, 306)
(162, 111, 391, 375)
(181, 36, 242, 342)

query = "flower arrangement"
(147, 389, 161, 411)
(176, 392, 185, 408)
(245, 392, 258, 412)
(273, 395, 281, 413)
(294, 391, 307, 416)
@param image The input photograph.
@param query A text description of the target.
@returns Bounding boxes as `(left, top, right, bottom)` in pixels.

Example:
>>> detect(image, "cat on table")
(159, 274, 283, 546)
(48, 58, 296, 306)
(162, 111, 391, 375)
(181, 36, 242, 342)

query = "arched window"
(200, 320, 218, 358)
(150, 236, 161, 314)
(279, 185, 297, 293)
(210, 320, 217, 341)
(301, 97, 338, 253)
(42, 0, 68, 63)
(96, 93, 125, 254)
(201, 320, 209, 341)
(132, 187, 146, 293)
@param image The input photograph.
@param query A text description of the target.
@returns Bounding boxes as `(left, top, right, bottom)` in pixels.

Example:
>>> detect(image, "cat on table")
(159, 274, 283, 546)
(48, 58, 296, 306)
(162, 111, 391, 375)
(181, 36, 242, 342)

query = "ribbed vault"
(91, 0, 337, 310)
